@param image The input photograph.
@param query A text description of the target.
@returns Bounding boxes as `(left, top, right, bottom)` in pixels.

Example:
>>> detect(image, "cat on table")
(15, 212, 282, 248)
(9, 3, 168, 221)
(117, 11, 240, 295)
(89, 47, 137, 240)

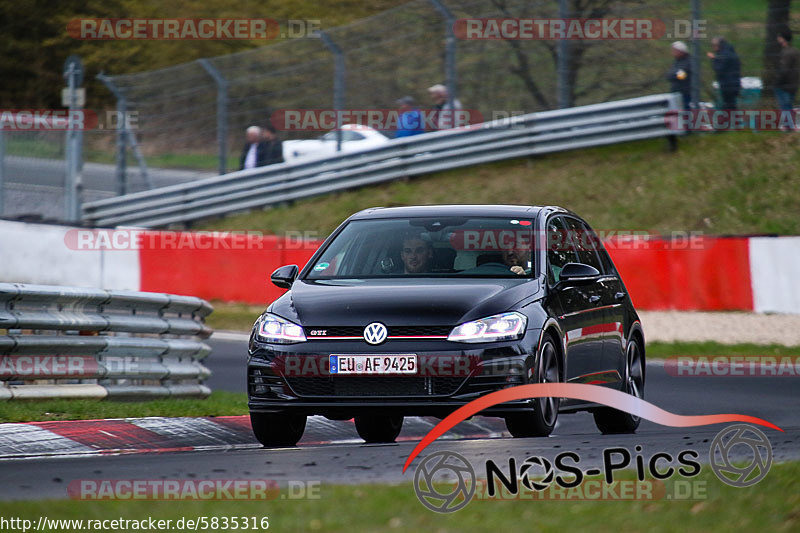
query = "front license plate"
(329, 354, 417, 375)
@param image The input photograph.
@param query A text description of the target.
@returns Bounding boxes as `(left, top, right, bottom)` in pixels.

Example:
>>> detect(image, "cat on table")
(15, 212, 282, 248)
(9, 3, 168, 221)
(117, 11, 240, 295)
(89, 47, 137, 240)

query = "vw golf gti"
(248, 205, 645, 445)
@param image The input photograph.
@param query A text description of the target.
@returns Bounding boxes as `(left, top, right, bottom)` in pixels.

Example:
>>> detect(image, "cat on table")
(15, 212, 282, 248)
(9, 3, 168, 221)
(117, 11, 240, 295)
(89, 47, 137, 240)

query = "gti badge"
(363, 322, 388, 345)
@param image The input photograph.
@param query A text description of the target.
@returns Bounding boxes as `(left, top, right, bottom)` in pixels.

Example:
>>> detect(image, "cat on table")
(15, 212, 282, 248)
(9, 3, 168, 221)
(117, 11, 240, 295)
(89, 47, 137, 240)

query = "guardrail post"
(690, 0, 702, 109)
(98, 73, 129, 196)
(64, 61, 84, 222)
(197, 59, 229, 175)
(319, 32, 345, 152)
(0, 126, 5, 216)
(557, 0, 571, 108)
(428, 0, 458, 116)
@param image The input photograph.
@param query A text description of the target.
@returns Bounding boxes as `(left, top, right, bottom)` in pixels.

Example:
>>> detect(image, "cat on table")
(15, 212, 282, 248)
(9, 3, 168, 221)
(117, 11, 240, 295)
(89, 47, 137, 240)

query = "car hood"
(269, 278, 541, 327)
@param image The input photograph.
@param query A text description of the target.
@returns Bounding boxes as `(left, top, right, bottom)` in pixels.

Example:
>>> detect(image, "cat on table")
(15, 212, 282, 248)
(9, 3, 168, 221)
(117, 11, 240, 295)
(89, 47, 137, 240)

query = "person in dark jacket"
(775, 28, 800, 129)
(260, 123, 284, 165)
(239, 126, 267, 170)
(239, 125, 283, 170)
(666, 41, 692, 110)
(707, 37, 741, 110)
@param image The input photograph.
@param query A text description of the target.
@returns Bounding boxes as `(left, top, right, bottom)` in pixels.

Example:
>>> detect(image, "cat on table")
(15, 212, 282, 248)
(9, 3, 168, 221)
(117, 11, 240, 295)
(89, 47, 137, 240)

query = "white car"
(282, 124, 390, 162)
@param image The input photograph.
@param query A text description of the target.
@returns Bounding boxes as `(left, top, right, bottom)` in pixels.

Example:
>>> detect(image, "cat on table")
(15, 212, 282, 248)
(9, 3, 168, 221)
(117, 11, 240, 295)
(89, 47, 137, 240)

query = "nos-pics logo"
(413, 424, 773, 513)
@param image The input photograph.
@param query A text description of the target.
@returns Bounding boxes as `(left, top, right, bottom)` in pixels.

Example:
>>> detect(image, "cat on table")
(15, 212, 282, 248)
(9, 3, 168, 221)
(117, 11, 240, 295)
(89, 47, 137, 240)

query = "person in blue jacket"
(395, 96, 424, 138)
(708, 37, 741, 110)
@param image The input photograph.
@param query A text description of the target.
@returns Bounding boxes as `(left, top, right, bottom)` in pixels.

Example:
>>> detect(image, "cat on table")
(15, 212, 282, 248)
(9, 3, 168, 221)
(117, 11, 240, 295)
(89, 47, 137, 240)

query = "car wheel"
(593, 335, 645, 434)
(505, 334, 561, 438)
(250, 412, 307, 447)
(354, 415, 404, 443)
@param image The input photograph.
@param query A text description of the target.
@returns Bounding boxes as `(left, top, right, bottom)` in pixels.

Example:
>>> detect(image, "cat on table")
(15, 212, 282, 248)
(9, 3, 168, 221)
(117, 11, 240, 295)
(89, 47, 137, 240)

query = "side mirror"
(558, 262, 600, 284)
(271, 264, 299, 289)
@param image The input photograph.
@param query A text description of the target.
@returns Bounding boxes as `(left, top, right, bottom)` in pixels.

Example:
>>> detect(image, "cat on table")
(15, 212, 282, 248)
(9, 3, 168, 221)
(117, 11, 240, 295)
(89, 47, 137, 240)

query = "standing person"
(707, 37, 741, 110)
(775, 28, 800, 130)
(239, 126, 267, 170)
(666, 41, 692, 110)
(395, 96, 424, 138)
(261, 123, 284, 165)
(427, 83, 465, 130)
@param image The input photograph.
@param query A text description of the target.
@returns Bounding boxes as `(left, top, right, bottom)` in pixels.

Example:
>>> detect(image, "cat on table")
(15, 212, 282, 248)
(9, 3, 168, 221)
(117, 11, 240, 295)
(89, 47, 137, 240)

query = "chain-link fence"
(1, 0, 797, 221)
(98, 0, 792, 174)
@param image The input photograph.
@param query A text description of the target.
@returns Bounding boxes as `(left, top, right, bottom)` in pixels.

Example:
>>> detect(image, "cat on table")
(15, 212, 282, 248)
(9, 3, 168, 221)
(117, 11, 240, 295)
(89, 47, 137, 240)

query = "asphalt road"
(0, 337, 797, 501)
(1, 156, 213, 220)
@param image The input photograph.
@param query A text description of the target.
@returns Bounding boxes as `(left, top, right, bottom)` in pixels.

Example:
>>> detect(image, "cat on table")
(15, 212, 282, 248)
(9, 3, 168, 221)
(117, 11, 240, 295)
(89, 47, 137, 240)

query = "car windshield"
(305, 217, 536, 279)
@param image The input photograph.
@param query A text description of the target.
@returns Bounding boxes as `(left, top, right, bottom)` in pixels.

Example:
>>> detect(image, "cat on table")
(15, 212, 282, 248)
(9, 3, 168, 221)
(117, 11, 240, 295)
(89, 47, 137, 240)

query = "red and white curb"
(0, 415, 508, 460)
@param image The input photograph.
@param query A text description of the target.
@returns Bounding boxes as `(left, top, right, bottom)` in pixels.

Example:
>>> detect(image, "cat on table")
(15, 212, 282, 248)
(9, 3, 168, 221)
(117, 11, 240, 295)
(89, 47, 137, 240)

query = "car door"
(546, 215, 606, 384)
(564, 216, 626, 386)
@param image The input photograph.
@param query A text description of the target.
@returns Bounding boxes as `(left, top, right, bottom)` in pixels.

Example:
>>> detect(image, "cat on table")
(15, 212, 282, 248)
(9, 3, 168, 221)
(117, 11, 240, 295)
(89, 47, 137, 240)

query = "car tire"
(505, 334, 561, 438)
(250, 412, 307, 447)
(593, 335, 645, 434)
(354, 415, 404, 443)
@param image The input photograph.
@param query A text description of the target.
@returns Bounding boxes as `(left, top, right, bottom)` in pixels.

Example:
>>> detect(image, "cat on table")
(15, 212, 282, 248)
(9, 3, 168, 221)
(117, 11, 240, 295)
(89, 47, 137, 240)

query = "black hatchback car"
(248, 205, 645, 445)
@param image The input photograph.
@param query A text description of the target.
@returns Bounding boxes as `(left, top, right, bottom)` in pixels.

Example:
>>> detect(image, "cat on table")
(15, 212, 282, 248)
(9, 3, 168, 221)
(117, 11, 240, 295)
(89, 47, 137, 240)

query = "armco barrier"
(82, 93, 684, 228)
(0, 282, 213, 400)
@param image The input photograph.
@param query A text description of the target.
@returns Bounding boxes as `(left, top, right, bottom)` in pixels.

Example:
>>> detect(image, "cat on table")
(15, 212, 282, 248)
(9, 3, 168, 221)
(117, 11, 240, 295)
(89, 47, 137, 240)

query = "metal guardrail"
(83, 93, 683, 228)
(0, 283, 213, 400)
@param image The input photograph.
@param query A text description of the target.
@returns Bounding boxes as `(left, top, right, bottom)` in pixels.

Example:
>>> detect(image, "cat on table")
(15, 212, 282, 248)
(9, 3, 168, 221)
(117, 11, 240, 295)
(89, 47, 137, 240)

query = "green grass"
(0, 391, 247, 423)
(205, 301, 264, 332)
(2, 461, 798, 532)
(196, 132, 800, 237)
(646, 342, 800, 359)
(84, 150, 226, 171)
(4, 135, 229, 171)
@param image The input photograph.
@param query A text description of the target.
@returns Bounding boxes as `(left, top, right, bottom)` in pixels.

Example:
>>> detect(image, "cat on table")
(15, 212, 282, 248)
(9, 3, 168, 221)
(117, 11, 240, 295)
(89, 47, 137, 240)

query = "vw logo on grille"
(363, 322, 388, 345)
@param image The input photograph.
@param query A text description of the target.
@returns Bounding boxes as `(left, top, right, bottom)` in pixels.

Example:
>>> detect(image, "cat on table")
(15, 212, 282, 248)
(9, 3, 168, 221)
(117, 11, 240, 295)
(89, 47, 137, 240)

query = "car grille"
(304, 326, 451, 338)
(284, 376, 465, 397)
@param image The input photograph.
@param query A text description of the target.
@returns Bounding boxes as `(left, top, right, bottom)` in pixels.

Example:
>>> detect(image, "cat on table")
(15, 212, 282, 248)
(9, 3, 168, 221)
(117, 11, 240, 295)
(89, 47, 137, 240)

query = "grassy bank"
(196, 132, 800, 237)
(3, 461, 798, 532)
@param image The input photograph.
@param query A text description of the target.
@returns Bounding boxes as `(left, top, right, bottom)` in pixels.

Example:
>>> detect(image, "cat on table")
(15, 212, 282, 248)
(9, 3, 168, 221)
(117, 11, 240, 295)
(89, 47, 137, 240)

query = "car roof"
(349, 204, 569, 220)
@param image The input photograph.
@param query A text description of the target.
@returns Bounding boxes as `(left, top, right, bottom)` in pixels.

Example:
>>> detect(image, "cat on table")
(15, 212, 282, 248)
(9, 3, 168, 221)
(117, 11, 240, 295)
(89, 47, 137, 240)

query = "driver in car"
(502, 246, 531, 275)
(401, 234, 434, 274)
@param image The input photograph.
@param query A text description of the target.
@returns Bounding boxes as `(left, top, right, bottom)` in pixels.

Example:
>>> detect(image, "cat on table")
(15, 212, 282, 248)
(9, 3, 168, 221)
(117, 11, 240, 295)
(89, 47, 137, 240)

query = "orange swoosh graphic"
(402, 383, 783, 473)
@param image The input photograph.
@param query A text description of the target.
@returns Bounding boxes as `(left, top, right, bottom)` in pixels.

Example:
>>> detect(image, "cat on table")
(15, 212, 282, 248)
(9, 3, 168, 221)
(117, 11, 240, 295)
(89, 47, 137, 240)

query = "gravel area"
(639, 311, 800, 346)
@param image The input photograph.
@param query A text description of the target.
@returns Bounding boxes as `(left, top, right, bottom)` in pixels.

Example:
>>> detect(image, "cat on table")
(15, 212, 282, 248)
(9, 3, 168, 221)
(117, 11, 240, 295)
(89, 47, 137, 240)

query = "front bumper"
(247, 329, 541, 418)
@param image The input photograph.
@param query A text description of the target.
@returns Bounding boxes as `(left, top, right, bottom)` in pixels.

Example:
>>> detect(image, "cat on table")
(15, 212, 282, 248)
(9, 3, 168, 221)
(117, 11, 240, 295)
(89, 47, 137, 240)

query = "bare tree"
(491, 0, 653, 109)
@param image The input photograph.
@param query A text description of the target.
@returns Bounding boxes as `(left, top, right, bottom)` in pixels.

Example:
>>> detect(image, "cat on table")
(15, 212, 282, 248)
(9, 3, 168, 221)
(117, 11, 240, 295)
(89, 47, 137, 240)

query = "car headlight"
(254, 313, 307, 344)
(447, 312, 527, 343)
